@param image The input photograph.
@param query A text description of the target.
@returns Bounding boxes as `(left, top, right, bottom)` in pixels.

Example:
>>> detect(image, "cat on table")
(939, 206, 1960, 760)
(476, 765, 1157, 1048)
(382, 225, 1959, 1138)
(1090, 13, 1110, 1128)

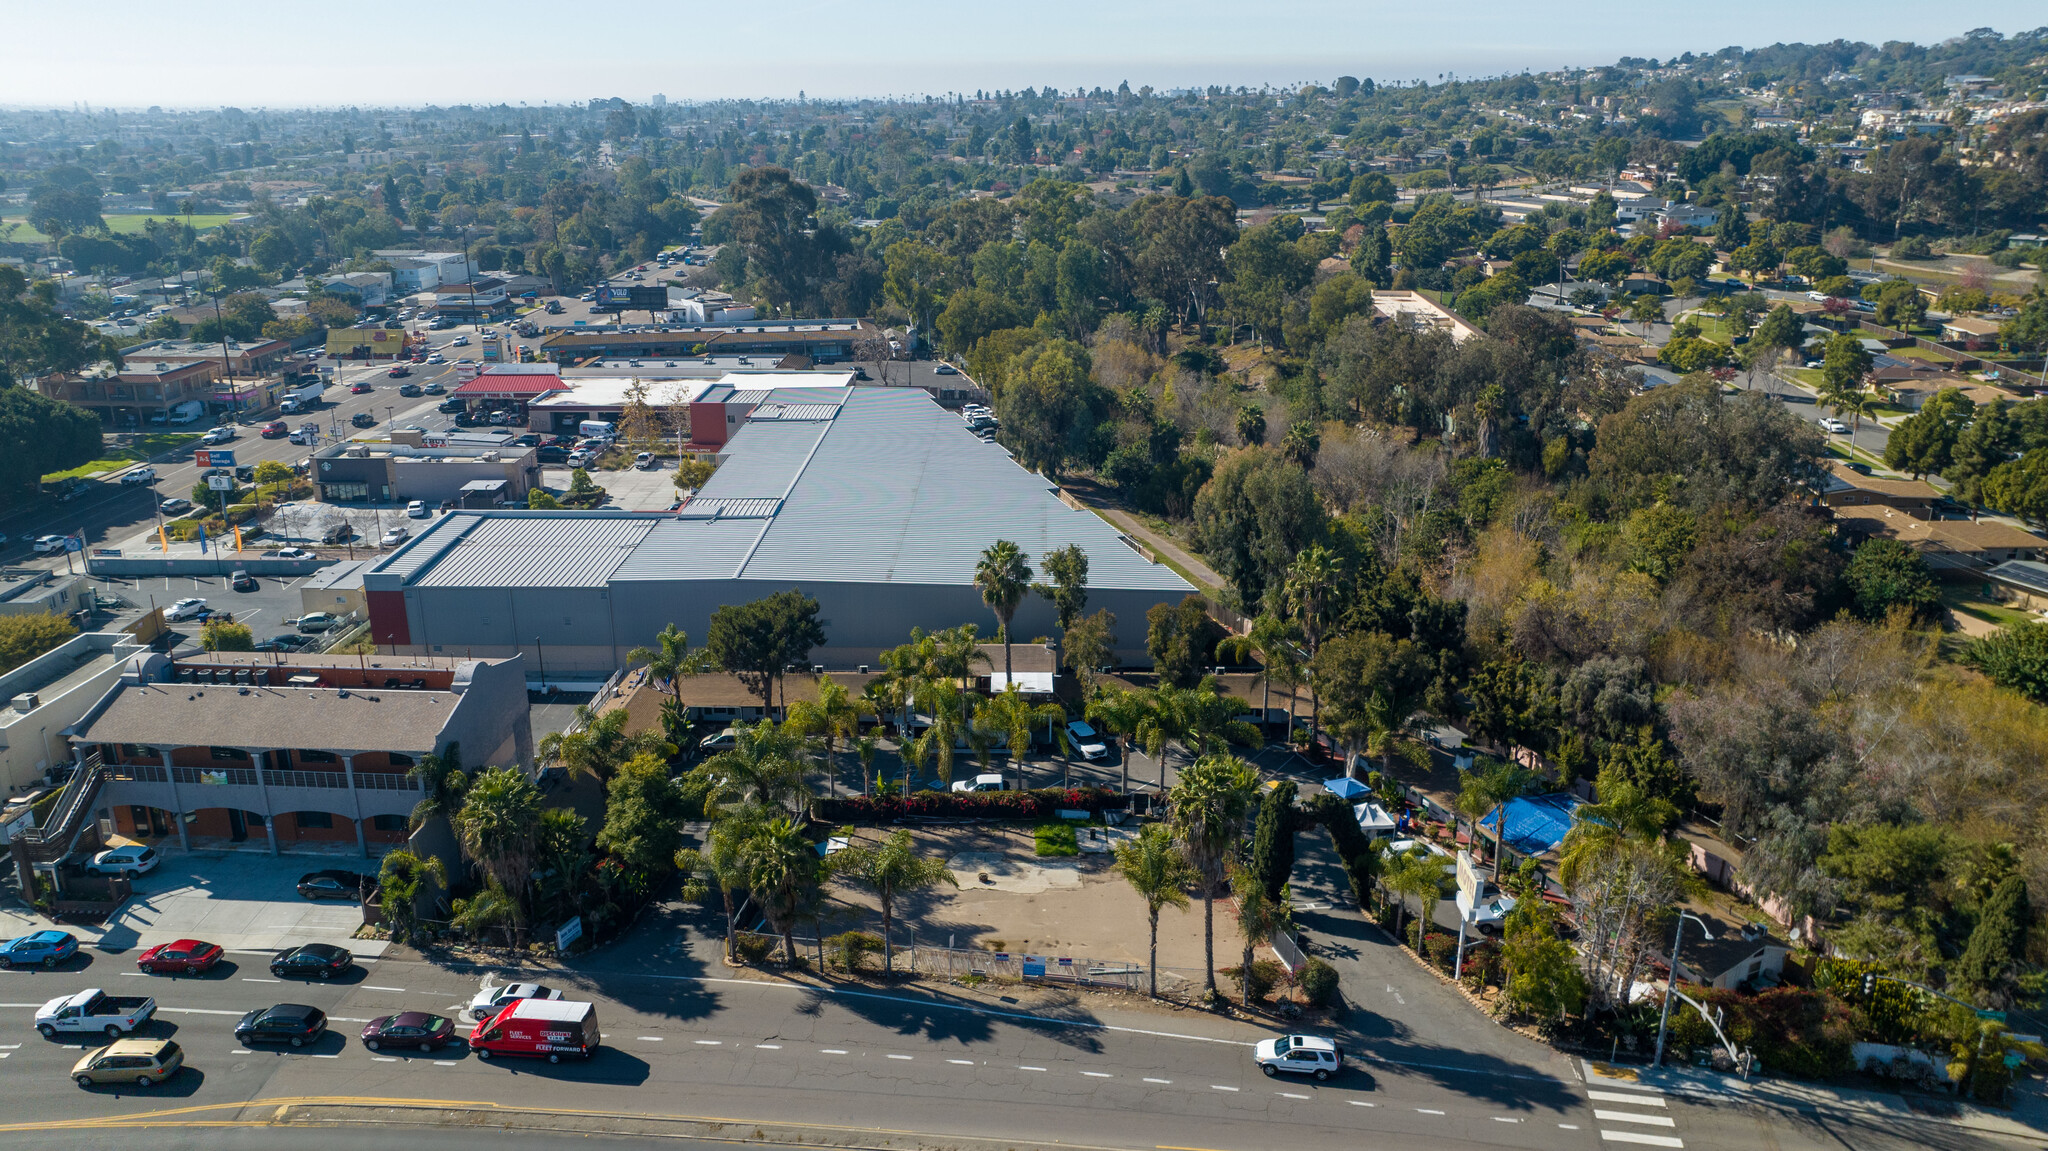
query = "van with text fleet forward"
(469, 998, 599, 1064)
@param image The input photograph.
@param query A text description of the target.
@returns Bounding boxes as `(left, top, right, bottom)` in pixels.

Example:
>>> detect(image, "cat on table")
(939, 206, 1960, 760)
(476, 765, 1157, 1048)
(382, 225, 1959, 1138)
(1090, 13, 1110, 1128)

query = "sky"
(2, 1, 2044, 109)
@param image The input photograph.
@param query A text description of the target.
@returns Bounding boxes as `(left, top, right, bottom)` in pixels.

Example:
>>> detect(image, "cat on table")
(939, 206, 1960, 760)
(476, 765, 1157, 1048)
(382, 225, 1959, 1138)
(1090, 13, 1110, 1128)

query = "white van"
(578, 420, 617, 440)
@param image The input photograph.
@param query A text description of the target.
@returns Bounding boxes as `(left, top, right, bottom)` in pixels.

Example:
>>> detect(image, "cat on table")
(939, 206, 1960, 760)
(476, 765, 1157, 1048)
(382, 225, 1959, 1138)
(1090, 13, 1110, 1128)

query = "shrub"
(733, 934, 776, 965)
(1223, 958, 1286, 1002)
(1033, 822, 1078, 856)
(827, 930, 883, 973)
(1300, 956, 1340, 1006)
(815, 785, 1126, 823)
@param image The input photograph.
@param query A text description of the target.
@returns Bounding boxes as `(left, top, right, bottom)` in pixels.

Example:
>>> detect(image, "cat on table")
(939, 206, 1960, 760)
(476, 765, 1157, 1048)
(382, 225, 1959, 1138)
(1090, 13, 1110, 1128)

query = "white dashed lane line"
(821, 1049, 849, 1055)
(1210, 1085, 1239, 1092)
(755, 1044, 781, 1049)
(1416, 1108, 1445, 1115)
(636, 1036, 663, 1042)
(694, 1040, 722, 1046)
(888, 1054, 914, 1060)
(947, 1059, 975, 1065)
(1277, 1092, 1310, 1100)
(1143, 1077, 1172, 1084)
(363, 986, 406, 992)
(1020, 1065, 1046, 1071)
(1082, 1071, 1113, 1078)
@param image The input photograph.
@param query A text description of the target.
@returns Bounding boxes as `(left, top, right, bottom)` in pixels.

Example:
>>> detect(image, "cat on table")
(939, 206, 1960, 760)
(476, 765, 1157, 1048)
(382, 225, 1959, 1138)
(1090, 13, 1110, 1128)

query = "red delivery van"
(469, 999, 600, 1063)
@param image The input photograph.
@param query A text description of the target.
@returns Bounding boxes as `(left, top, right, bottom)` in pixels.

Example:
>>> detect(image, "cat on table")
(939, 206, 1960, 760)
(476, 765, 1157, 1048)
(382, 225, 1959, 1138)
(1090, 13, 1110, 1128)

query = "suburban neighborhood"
(1, 15, 2048, 1151)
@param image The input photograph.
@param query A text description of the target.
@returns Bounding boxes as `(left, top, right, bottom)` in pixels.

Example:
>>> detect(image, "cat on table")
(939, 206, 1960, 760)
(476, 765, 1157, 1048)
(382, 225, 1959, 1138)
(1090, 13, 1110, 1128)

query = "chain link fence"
(730, 930, 1200, 993)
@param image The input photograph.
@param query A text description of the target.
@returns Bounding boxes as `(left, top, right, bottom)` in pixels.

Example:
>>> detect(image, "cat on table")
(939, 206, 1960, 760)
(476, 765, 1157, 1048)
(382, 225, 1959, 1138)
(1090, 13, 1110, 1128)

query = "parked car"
(1819, 417, 1850, 434)
(255, 633, 316, 653)
(1064, 721, 1110, 761)
(466, 982, 565, 1023)
(200, 426, 235, 444)
(136, 939, 223, 975)
(165, 597, 208, 621)
(1254, 1034, 1343, 1080)
(264, 547, 314, 561)
(159, 497, 194, 516)
(634, 451, 656, 469)
(270, 943, 352, 980)
(86, 843, 159, 877)
(697, 728, 739, 754)
(235, 1003, 327, 1047)
(36, 988, 156, 1038)
(361, 1011, 457, 1053)
(380, 526, 409, 547)
(71, 1038, 183, 1088)
(0, 930, 80, 968)
(230, 570, 257, 592)
(296, 869, 372, 900)
(438, 397, 465, 413)
(121, 466, 157, 485)
(949, 773, 1007, 793)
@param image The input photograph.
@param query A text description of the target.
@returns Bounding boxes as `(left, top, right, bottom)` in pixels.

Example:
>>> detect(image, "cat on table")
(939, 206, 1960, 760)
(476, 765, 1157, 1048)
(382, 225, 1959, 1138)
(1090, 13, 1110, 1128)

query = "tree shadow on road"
(794, 976, 1109, 1056)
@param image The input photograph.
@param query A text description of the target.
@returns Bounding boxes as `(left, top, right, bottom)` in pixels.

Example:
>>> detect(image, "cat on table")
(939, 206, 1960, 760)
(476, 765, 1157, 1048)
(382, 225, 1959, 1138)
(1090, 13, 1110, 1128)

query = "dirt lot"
(817, 824, 1243, 982)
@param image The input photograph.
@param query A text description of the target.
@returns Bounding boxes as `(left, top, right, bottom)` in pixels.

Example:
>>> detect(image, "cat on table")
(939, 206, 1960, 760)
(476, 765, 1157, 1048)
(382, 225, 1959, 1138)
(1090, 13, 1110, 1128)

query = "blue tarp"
(1478, 793, 1584, 856)
(1323, 777, 1370, 800)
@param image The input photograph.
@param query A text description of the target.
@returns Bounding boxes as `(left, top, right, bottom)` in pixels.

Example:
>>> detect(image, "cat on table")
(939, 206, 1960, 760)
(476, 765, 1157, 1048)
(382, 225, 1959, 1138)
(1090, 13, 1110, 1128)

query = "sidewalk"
(1583, 1057, 2048, 1141)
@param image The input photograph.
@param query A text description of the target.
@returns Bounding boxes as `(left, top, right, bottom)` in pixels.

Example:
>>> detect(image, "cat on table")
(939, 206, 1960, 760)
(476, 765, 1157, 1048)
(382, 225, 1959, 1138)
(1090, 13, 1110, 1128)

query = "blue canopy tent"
(1323, 777, 1370, 800)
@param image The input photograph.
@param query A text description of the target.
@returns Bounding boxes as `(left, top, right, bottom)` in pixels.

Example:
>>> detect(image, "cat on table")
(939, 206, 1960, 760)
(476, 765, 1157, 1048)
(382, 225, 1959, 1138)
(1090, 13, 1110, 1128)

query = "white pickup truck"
(35, 988, 157, 1039)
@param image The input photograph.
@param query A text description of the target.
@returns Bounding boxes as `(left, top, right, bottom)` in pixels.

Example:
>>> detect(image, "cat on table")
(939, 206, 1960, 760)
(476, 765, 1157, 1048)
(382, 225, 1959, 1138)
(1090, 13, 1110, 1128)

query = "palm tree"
(1219, 613, 1302, 737)
(978, 684, 1069, 788)
(974, 540, 1032, 683)
(704, 720, 811, 815)
(1113, 824, 1195, 998)
(1169, 753, 1261, 997)
(452, 767, 545, 943)
(852, 731, 883, 797)
(675, 804, 766, 962)
(906, 678, 971, 788)
(1087, 687, 1157, 795)
(1383, 851, 1448, 951)
(407, 743, 468, 829)
(785, 677, 871, 797)
(1464, 761, 1535, 879)
(828, 829, 958, 972)
(1556, 775, 1678, 891)
(1357, 690, 1431, 782)
(1230, 863, 1287, 1007)
(449, 879, 520, 947)
(539, 705, 670, 784)
(742, 817, 824, 966)
(1285, 547, 1339, 738)
(531, 807, 591, 929)
(628, 623, 713, 709)
(377, 849, 447, 946)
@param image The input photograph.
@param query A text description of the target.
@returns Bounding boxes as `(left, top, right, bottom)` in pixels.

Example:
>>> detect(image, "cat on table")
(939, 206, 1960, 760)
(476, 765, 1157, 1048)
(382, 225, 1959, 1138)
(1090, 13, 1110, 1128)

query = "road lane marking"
(755, 1044, 781, 1049)
(159, 1008, 248, 1017)
(1210, 1085, 1239, 1092)
(1020, 1065, 1046, 1071)
(1276, 1091, 1310, 1099)
(1348, 1101, 1376, 1107)
(371, 1057, 398, 1062)
(311, 1054, 341, 1059)
(1416, 1108, 1445, 1115)
(636, 1036, 663, 1042)
(1599, 1134, 1683, 1148)
(232, 1049, 251, 1055)
(821, 1048, 848, 1054)
(1143, 1077, 1172, 1083)
(242, 978, 281, 983)
(364, 986, 405, 992)
(1559, 1124, 1581, 1130)
(1596, 1111, 1677, 1128)
(1494, 1117, 1522, 1123)
(948, 1059, 976, 1065)
(1082, 1071, 1112, 1078)
(887, 1054, 914, 1060)
(694, 1040, 722, 1046)
(331, 1018, 373, 1023)
(1590, 1091, 1666, 1106)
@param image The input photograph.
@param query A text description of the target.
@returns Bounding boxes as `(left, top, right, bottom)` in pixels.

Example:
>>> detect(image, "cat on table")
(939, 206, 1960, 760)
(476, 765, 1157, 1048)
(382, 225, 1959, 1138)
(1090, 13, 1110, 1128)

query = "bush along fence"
(814, 786, 1129, 824)
(730, 929, 1173, 991)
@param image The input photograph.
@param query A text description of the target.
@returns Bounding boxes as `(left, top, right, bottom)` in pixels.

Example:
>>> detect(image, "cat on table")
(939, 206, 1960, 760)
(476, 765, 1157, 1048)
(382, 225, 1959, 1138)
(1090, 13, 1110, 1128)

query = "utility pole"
(1653, 912, 1714, 1068)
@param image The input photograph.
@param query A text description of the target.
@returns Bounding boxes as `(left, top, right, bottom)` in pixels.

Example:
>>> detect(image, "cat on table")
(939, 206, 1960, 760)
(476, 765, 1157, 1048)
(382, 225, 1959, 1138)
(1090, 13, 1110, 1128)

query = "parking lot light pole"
(1652, 911, 1715, 1068)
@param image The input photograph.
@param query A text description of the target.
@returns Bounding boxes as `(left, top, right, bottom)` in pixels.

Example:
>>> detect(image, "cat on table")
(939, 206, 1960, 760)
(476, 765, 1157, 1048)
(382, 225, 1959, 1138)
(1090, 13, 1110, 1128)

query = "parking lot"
(0, 849, 388, 959)
(540, 464, 677, 511)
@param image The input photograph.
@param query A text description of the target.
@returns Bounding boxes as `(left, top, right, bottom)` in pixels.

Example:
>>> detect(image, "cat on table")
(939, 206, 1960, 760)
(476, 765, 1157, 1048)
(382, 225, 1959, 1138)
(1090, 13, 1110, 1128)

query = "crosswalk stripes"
(1590, 1080, 1683, 1148)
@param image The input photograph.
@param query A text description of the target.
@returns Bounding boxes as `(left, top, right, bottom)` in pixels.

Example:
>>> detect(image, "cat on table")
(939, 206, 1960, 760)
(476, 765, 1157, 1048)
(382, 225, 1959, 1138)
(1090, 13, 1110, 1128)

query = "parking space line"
(371, 1056, 398, 1063)
(242, 978, 281, 984)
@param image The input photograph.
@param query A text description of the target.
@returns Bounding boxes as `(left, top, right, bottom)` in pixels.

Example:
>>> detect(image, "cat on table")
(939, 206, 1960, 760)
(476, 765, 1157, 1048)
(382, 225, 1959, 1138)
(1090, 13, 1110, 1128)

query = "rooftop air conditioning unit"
(11, 692, 39, 713)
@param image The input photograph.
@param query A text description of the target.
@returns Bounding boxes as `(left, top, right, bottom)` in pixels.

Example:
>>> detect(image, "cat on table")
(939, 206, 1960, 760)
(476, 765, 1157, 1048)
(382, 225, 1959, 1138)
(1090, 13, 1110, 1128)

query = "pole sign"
(194, 449, 237, 468)
(207, 475, 233, 491)
(1456, 849, 1479, 903)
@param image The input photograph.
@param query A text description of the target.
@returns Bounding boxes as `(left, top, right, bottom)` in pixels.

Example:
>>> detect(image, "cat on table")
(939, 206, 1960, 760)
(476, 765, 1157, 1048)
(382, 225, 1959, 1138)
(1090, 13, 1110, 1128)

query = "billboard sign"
(193, 449, 237, 468)
(325, 328, 410, 356)
(626, 285, 668, 311)
(593, 285, 620, 309)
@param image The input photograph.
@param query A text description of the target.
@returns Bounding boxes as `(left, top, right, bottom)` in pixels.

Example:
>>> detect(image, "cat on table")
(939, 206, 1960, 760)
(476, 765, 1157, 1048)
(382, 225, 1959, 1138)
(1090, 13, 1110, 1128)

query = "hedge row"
(816, 786, 1127, 823)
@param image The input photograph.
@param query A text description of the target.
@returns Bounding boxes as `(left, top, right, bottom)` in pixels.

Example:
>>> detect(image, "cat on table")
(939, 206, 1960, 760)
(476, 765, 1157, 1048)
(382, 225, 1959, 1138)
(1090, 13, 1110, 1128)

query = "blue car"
(0, 930, 79, 969)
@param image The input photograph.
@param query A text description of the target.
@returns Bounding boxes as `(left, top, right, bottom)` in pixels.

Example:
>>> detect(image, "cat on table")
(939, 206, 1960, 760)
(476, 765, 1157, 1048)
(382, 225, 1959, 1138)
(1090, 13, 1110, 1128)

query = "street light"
(1652, 911, 1715, 1068)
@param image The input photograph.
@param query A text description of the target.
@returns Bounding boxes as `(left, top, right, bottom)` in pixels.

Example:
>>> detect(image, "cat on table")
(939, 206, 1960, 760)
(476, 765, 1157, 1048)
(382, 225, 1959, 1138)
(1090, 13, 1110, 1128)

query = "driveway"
(0, 848, 389, 959)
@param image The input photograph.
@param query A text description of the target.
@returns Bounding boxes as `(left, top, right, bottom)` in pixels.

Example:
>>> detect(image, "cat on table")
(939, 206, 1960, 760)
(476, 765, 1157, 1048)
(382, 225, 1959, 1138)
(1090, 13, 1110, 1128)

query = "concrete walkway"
(1056, 479, 1227, 593)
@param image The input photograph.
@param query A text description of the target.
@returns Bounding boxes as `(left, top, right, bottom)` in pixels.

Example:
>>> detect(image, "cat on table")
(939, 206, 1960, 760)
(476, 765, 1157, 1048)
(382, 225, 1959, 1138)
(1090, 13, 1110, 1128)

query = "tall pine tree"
(1959, 875, 2031, 1008)
(1249, 780, 1298, 903)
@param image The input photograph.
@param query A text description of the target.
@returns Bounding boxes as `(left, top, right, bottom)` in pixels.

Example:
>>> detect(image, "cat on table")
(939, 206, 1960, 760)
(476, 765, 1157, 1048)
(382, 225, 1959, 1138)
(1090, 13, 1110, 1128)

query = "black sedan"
(361, 1011, 456, 1053)
(236, 1003, 327, 1047)
(271, 943, 352, 980)
(297, 870, 374, 901)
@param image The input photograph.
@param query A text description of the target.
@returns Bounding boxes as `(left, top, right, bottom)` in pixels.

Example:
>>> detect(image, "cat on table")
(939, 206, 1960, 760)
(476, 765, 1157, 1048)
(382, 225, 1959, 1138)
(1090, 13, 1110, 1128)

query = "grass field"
(1941, 584, 2036, 630)
(39, 431, 200, 482)
(0, 213, 236, 244)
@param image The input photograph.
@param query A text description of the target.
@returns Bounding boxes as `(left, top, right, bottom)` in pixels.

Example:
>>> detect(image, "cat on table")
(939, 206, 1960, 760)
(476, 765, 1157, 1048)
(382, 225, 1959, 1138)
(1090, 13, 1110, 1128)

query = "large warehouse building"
(361, 387, 1194, 674)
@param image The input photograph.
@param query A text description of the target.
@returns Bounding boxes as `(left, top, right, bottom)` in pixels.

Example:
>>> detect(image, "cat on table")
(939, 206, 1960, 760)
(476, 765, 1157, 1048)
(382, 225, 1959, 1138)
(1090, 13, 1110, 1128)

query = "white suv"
(1254, 1034, 1343, 1081)
(1065, 720, 1110, 761)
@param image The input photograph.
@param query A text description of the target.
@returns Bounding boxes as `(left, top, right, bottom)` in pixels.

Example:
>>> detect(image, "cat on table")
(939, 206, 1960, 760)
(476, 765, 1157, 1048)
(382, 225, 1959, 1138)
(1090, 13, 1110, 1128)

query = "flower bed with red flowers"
(816, 786, 1127, 824)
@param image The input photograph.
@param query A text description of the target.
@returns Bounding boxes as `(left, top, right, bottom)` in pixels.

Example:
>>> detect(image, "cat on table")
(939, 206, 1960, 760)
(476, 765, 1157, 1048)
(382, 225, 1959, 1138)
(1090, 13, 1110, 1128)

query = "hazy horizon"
(3, 2, 2044, 110)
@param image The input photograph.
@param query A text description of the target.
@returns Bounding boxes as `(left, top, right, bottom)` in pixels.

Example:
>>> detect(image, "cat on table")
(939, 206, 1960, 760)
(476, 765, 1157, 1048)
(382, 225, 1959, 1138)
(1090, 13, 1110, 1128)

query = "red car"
(137, 939, 223, 975)
(259, 420, 288, 438)
(350, 382, 373, 394)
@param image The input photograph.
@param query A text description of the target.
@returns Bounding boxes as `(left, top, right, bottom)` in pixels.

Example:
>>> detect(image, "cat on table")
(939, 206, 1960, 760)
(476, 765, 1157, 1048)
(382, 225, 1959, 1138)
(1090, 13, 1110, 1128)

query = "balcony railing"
(105, 763, 419, 793)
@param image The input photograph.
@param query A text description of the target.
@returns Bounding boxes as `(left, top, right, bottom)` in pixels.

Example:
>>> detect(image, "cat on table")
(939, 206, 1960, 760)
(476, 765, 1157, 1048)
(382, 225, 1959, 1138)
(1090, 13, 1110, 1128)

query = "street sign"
(62, 535, 82, 553)
(555, 916, 584, 951)
(1456, 850, 1479, 903)
(207, 475, 233, 491)
(194, 449, 237, 468)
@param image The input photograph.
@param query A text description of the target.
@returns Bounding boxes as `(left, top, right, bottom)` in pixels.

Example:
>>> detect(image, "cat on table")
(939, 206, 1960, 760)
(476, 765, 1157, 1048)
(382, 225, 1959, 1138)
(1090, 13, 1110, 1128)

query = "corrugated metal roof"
(728, 389, 772, 404)
(737, 390, 1189, 591)
(763, 385, 851, 406)
(695, 420, 828, 501)
(411, 515, 654, 588)
(611, 518, 768, 581)
(374, 513, 484, 580)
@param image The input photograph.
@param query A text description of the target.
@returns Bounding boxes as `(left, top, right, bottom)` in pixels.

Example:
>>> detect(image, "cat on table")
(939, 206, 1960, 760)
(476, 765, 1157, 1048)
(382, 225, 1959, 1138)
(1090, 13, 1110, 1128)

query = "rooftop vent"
(10, 692, 39, 713)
